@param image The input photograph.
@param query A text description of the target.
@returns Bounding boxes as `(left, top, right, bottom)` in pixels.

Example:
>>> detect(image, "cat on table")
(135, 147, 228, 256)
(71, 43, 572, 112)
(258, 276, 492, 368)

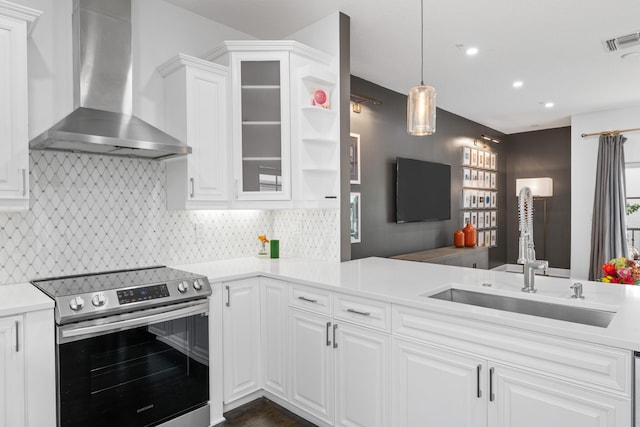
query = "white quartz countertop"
(173, 256, 640, 352)
(0, 282, 54, 317)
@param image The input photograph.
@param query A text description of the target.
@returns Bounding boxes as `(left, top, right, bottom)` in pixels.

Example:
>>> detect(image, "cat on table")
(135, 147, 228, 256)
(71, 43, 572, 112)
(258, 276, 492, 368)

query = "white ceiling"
(164, 0, 640, 135)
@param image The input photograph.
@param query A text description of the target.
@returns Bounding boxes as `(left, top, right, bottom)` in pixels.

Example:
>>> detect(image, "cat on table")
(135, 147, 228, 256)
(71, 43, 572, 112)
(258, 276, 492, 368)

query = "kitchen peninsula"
(175, 256, 637, 427)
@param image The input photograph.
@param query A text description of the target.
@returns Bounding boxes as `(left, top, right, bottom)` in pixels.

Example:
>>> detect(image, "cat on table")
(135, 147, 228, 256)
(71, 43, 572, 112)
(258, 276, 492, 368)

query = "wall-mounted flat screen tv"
(396, 157, 451, 223)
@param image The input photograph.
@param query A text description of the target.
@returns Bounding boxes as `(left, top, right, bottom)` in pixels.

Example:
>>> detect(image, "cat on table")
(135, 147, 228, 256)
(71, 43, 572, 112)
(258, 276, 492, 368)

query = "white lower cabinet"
(222, 277, 262, 403)
(221, 281, 632, 427)
(289, 308, 335, 424)
(0, 308, 54, 427)
(392, 337, 631, 427)
(288, 289, 391, 427)
(0, 315, 24, 427)
(334, 322, 390, 427)
(392, 338, 485, 427)
(261, 277, 288, 400)
(490, 363, 630, 427)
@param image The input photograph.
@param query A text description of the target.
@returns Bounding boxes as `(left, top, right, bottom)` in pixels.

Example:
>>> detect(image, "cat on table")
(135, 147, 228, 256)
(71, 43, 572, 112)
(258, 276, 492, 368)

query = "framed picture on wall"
(478, 212, 485, 229)
(350, 192, 361, 243)
(471, 211, 478, 227)
(478, 151, 485, 169)
(470, 169, 479, 187)
(490, 172, 497, 189)
(478, 191, 485, 208)
(491, 210, 497, 227)
(462, 189, 472, 208)
(463, 211, 471, 227)
(463, 147, 471, 166)
(484, 193, 491, 207)
(477, 231, 485, 247)
(349, 133, 361, 184)
(484, 172, 491, 188)
(471, 149, 478, 167)
(490, 153, 497, 170)
(471, 191, 478, 208)
(477, 170, 484, 188)
(485, 211, 491, 228)
(463, 168, 471, 187)
(491, 191, 497, 208)
(485, 231, 491, 247)
(490, 230, 497, 247)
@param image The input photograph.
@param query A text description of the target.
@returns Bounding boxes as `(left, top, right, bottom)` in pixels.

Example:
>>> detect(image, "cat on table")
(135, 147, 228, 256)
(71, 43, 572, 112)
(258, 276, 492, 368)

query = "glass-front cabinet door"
(232, 52, 290, 200)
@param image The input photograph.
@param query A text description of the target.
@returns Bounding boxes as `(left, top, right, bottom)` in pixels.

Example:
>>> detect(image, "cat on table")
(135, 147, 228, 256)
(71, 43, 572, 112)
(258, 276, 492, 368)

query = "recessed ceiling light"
(512, 81, 523, 88)
(544, 102, 554, 108)
(465, 47, 478, 56)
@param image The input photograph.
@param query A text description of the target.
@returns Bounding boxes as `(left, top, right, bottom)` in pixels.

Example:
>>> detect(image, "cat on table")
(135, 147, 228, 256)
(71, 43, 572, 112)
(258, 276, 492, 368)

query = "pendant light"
(407, 0, 436, 135)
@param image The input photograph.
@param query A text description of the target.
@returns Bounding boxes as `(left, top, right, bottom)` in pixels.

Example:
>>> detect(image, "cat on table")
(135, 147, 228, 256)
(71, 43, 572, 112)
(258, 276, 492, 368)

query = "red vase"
(454, 230, 465, 248)
(463, 223, 477, 247)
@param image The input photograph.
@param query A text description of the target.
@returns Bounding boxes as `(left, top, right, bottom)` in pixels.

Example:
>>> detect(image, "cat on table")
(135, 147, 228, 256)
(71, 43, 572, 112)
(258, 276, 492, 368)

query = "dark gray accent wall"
(349, 76, 507, 267)
(339, 13, 351, 261)
(505, 127, 571, 268)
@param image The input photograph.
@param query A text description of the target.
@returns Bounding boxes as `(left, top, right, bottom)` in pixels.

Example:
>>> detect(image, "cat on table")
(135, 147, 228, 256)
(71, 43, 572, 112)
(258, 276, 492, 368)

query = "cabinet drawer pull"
(15, 320, 19, 352)
(326, 322, 331, 346)
(346, 308, 371, 316)
(298, 296, 318, 304)
(332, 324, 338, 348)
(225, 285, 230, 307)
(489, 367, 495, 402)
(189, 177, 195, 198)
(476, 364, 482, 398)
(21, 169, 27, 197)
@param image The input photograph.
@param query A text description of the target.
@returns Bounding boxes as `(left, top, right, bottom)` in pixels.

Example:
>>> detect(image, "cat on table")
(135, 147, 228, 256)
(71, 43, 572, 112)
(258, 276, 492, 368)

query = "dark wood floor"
(215, 398, 317, 427)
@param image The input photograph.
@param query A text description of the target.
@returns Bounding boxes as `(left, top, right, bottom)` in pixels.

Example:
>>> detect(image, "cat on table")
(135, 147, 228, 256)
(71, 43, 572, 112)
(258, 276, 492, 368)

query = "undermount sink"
(427, 288, 615, 328)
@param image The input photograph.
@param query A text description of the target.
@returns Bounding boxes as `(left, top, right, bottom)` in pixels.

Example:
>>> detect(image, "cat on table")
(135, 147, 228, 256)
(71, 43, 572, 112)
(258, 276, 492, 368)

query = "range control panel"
(117, 284, 171, 305)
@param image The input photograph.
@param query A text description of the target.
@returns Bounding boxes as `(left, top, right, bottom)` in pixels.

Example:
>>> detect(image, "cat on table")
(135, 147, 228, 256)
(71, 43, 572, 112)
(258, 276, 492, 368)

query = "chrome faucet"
(518, 187, 548, 293)
(523, 259, 549, 293)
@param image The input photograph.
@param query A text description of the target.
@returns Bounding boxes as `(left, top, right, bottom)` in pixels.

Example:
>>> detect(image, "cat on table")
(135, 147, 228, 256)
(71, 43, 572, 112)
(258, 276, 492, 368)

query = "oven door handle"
(58, 300, 209, 344)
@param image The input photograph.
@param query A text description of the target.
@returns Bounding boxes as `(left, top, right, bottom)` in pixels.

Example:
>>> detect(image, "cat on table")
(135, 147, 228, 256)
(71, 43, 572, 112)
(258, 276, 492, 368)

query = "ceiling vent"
(603, 31, 640, 52)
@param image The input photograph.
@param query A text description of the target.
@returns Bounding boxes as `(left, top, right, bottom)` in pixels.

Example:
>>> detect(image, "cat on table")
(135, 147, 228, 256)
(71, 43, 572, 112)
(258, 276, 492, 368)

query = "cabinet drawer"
(289, 284, 332, 315)
(393, 305, 632, 396)
(334, 293, 391, 332)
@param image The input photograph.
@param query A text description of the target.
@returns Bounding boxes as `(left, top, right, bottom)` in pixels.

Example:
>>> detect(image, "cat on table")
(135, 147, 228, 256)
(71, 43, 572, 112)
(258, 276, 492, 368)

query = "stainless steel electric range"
(31, 266, 212, 427)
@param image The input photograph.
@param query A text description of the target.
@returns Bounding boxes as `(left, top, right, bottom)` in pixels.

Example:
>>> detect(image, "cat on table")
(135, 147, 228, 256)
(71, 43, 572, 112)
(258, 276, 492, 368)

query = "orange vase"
(454, 230, 465, 248)
(463, 223, 477, 247)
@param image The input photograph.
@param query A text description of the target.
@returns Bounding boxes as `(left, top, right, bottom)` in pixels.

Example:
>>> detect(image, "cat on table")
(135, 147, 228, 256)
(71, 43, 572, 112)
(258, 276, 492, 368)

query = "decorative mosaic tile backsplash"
(0, 151, 340, 284)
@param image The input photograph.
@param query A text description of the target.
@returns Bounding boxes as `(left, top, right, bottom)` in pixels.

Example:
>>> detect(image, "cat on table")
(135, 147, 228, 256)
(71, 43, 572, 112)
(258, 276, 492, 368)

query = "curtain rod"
(581, 127, 640, 138)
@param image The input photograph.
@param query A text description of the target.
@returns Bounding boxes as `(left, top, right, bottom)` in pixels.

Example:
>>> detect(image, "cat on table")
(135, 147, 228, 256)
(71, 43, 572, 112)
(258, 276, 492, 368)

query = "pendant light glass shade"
(407, 84, 436, 135)
(407, 0, 436, 136)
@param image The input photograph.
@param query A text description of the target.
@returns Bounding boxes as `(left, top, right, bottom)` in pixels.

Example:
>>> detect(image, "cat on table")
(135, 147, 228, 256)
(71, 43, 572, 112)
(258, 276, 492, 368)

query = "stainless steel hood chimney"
(29, 0, 191, 160)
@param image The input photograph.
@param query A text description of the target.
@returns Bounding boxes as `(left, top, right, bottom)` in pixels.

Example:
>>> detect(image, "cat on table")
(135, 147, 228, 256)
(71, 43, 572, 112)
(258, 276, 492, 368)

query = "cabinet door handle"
(489, 367, 495, 402)
(326, 322, 331, 346)
(225, 285, 230, 307)
(346, 308, 371, 316)
(476, 364, 482, 398)
(333, 323, 338, 349)
(189, 177, 195, 198)
(21, 169, 27, 197)
(15, 320, 19, 352)
(298, 296, 318, 304)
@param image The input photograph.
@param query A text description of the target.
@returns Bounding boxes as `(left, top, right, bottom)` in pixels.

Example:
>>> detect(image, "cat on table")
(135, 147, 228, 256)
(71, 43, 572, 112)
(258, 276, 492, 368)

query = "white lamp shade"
(516, 177, 553, 197)
(407, 85, 436, 135)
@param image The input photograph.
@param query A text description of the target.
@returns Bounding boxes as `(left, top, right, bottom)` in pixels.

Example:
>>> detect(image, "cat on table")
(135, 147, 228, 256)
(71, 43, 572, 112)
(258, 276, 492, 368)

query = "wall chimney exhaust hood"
(29, 0, 191, 160)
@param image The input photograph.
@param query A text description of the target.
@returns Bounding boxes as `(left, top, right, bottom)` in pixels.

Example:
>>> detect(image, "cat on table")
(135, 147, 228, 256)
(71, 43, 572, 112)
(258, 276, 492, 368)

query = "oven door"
(56, 300, 209, 427)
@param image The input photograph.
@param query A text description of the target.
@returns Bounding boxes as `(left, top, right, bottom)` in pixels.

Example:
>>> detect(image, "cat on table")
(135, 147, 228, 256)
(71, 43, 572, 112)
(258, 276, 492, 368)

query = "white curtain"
(588, 134, 628, 280)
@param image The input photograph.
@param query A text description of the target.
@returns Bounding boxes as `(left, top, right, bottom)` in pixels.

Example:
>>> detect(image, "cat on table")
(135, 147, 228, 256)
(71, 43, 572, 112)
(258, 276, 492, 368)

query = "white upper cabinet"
(159, 54, 230, 210)
(0, 1, 40, 212)
(205, 40, 338, 208)
(232, 51, 291, 201)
